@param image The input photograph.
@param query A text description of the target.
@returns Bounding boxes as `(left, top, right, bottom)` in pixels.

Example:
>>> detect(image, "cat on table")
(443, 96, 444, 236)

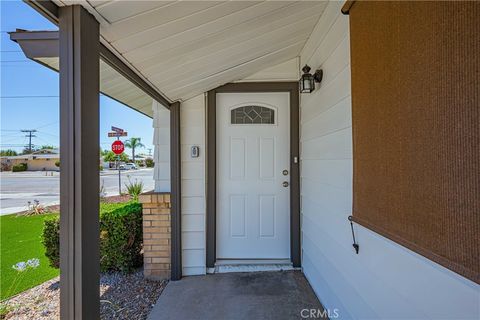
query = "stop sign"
(111, 140, 124, 155)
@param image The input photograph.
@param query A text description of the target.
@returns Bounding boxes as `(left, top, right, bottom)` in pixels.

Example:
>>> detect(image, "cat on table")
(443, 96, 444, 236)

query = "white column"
(152, 100, 171, 192)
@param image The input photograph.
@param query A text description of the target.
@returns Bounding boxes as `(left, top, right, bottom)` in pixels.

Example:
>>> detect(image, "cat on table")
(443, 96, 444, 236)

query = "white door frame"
(205, 82, 300, 268)
(216, 93, 290, 260)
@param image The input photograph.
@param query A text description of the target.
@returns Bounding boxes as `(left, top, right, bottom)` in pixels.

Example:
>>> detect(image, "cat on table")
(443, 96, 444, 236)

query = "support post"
(59, 5, 100, 319)
(206, 90, 216, 268)
(170, 102, 182, 280)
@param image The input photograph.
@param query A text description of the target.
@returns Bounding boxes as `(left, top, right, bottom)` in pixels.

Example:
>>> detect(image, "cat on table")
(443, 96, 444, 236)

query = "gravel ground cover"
(2, 269, 167, 320)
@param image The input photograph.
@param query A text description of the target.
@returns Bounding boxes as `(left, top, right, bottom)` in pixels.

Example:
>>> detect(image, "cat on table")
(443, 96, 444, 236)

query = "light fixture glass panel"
(300, 74, 314, 93)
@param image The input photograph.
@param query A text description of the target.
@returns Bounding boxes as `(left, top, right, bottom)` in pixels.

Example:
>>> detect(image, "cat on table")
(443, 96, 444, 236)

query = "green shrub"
(55, 160, 60, 167)
(12, 163, 27, 172)
(145, 158, 154, 168)
(41, 217, 60, 268)
(41, 202, 143, 273)
(100, 202, 143, 272)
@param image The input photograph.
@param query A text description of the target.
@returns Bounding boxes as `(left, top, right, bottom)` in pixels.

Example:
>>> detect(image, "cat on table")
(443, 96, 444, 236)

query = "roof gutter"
(23, 0, 172, 109)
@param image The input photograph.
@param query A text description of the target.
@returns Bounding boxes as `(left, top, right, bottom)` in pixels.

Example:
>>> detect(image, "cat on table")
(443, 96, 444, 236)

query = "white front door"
(216, 92, 290, 259)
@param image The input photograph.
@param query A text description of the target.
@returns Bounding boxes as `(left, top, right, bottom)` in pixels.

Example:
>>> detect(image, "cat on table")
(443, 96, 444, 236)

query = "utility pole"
(21, 129, 37, 153)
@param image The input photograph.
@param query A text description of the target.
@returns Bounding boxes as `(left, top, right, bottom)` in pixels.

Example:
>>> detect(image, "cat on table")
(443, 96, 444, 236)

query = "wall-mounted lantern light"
(299, 65, 323, 93)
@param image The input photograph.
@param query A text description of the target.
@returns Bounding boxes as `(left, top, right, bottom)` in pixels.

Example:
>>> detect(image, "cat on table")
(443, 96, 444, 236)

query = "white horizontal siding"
(153, 94, 207, 275)
(182, 231, 204, 250)
(299, 2, 480, 319)
(180, 94, 206, 275)
(152, 101, 170, 192)
(167, 59, 307, 276)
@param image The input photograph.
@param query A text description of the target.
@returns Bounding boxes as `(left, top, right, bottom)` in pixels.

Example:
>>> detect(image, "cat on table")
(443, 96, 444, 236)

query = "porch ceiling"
(36, 57, 155, 117)
(10, 29, 156, 117)
(53, 0, 327, 102)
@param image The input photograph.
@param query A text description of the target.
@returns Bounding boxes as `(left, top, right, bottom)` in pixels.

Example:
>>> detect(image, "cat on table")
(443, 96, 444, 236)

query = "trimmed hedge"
(12, 163, 27, 172)
(42, 217, 60, 268)
(42, 201, 143, 273)
(100, 202, 143, 272)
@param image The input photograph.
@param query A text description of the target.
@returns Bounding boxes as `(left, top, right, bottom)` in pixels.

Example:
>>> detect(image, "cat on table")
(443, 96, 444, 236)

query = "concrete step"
(213, 260, 295, 274)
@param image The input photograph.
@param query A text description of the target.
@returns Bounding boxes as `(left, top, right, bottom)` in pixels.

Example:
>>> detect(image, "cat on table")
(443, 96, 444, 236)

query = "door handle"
(282, 181, 289, 187)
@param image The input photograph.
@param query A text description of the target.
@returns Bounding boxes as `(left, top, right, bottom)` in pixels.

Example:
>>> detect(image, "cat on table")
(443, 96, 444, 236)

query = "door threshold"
(215, 259, 291, 265)
(213, 259, 295, 274)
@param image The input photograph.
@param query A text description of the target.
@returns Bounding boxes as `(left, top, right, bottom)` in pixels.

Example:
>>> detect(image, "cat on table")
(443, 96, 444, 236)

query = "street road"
(0, 168, 154, 215)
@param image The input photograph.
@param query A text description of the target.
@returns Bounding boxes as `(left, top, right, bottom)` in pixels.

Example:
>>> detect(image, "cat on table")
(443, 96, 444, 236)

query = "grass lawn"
(1, 213, 60, 300)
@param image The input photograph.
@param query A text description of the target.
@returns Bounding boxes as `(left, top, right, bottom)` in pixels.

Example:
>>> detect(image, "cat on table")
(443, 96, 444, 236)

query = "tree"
(40, 145, 56, 150)
(145, 158, 154, 168)
(0, 149, 17, 156)
(124, 137, 144, 163)
(103, 151, 128, 162)
(21, 147, 36, 154)
(100, 148, 110, 157)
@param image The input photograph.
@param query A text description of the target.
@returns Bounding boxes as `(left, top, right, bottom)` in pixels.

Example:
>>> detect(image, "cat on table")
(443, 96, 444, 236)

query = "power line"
(0, 144, 29, 147)
(21, 129, 37, 153)
(0, 60, 31, 63)
(37, 131, 59, 138)
(1, 122, 58, 135)
(0, 133, 23, 137)
(35, 136, 57, 146)
(0, 137, 24, 144)
(0, 95, 59, 99)
(35, 121, 58, 130)
(0, 135, 24, 140)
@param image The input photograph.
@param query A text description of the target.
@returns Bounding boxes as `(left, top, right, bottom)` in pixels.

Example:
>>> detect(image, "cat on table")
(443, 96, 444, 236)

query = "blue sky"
(0, 1, 154, 155)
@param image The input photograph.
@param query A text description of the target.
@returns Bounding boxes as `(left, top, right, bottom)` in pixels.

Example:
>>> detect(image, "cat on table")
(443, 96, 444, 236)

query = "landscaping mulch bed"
(3, 270, 167, 320)
(100, 194, 132, 204)
(43, 195, 131, 213)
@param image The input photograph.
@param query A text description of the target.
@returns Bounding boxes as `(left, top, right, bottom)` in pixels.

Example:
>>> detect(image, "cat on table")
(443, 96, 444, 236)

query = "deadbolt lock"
(282, 169, 289, 176)
(282, 181, 289, 187)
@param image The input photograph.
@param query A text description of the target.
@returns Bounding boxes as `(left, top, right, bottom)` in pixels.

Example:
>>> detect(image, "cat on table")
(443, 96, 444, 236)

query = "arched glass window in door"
(231, 105, 275, 124)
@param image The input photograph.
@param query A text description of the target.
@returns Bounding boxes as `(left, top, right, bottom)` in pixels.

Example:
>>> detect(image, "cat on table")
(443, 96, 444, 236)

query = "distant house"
(134, 154, 153, 167)
(0, 149, 59, 171)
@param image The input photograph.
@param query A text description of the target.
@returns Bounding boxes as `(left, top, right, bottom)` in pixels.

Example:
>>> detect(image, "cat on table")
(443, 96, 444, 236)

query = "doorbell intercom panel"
(191, 146, 200, 158)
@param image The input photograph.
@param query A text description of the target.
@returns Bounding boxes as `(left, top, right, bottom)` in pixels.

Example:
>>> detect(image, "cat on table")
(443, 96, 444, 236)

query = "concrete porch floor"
(148, 271, 324, 320)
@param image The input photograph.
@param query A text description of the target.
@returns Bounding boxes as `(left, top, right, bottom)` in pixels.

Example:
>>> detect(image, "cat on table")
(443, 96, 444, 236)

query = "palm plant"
(124, 137, 145, 163)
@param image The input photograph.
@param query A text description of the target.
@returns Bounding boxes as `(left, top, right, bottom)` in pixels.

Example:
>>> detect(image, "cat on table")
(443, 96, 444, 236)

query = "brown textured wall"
(348, 1, 479, 284)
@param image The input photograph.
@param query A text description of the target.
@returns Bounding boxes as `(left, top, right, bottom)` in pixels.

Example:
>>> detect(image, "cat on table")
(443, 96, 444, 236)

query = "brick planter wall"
(138, 192, 171, 280)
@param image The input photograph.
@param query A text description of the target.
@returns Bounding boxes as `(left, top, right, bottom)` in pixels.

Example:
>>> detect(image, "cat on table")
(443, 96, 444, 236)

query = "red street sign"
(111, 140, 124, 155)
(111, 126, 124, 133)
